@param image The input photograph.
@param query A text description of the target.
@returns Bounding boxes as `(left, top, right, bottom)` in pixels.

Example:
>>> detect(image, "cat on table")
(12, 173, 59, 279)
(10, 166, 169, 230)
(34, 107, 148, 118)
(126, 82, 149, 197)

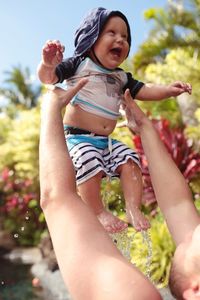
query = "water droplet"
(14, 233, 19, 238)
(1, 281, 5, 285)
(21, 226, 25, 231)
(25, 216, 29, 220)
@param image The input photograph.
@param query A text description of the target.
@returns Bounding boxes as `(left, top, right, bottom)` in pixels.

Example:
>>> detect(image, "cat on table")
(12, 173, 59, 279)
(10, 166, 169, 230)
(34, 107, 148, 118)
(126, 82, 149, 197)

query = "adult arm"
(39, 83, 162, 300)
(123, 89, 200, 246)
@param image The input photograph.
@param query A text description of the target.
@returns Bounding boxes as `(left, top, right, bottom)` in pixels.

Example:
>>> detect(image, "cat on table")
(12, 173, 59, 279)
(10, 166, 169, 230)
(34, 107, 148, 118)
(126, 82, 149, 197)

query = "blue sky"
(0, 0, 167, 83)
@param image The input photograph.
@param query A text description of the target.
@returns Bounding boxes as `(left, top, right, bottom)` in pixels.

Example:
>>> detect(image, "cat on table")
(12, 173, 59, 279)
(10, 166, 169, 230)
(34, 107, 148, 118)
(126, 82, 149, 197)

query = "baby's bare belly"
(63, 104, 117, 136)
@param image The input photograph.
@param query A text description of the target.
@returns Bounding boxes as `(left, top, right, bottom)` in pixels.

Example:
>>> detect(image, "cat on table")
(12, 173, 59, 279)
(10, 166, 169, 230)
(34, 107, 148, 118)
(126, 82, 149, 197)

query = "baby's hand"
(42, 40, 65, 68)
(168, 81, 192, 97)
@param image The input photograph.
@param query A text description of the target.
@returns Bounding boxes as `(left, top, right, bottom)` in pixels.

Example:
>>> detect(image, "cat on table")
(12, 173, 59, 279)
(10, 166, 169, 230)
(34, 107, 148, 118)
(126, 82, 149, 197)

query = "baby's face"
(92, 16, 130, 69)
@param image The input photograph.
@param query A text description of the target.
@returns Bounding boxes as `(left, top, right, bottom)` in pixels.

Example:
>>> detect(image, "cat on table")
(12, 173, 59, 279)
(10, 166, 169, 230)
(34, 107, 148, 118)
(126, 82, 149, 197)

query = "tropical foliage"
(185, 108, 200, 150)
(0, 167, 45, 246)
(0, 67, 42, 246)
(132, 0, 200, 72)
(0, 107, 40, 183)
(0, 66, 41, 117)
(133, 118, 200, 207)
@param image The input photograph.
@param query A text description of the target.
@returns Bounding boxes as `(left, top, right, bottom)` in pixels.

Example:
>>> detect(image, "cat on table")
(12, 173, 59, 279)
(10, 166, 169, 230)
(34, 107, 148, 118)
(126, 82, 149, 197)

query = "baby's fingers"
(185, 83, 192, 94)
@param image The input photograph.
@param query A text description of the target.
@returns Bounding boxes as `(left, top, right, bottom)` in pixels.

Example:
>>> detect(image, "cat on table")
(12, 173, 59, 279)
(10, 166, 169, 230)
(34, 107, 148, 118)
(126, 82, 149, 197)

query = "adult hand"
(118, 89, 150, 134)
(45, 78, 88, 109)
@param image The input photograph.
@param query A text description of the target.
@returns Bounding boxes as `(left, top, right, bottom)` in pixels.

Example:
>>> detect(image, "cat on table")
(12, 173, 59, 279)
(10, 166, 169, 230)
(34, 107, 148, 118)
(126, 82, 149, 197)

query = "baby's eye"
(122, 34, 128, 40)
(108, 30, 115, 35)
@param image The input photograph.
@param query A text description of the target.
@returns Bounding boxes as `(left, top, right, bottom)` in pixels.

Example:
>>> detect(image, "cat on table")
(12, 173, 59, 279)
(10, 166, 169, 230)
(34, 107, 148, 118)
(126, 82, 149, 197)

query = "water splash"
(141, 230, 152, 279)
(102, 176, 153, 279)
(110, 228, 133, 261)
(110, 228, 153, 281)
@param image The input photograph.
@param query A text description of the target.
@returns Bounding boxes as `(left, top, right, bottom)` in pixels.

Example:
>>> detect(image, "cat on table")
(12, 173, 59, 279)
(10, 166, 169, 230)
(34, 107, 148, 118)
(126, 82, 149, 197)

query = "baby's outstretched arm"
(37, 40, 65, 84)
(136, 81, 192, 101)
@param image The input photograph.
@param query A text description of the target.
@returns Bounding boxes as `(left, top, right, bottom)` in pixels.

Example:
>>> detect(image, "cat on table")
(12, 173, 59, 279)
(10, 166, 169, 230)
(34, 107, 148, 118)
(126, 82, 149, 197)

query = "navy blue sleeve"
(123, 72, 145, 99)
(55, 56, 82, 83)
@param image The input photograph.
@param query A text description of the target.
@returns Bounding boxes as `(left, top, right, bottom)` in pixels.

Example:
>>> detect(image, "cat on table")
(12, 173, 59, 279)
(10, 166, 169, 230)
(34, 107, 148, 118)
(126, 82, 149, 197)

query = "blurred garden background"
(0, 0, 200, 288)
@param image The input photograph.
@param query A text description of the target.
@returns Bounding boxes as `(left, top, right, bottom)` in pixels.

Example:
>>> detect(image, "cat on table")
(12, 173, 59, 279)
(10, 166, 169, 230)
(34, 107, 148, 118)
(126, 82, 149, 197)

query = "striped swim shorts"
(64, 127, 141, 185)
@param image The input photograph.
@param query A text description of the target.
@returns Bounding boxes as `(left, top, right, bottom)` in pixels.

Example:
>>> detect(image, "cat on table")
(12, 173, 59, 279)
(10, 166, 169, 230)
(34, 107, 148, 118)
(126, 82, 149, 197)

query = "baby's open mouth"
(110, 47, 122, 57)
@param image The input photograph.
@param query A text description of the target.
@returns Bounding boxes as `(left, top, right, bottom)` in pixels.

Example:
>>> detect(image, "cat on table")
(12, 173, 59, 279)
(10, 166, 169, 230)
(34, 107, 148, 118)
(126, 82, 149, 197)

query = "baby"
(37, 7, 191, 233)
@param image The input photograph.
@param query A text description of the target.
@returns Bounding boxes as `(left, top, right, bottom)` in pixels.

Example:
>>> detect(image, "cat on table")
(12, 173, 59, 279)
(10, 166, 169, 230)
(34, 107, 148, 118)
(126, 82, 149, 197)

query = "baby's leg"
(117, 160, 150, 231)
(78, 172, 127, 233)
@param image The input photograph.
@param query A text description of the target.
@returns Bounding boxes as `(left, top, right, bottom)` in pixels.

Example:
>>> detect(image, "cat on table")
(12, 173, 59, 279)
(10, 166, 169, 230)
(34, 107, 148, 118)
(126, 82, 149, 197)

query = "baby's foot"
(97, 210, 128, 233)
(126, 207, 150, 231)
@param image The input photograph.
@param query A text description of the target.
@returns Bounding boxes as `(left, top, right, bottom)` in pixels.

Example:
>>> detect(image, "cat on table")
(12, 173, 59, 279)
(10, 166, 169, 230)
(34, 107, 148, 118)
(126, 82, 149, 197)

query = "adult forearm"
(140, 121, 192, 208)
(39, 92, 76, 202)
(139, 121, 197, 244)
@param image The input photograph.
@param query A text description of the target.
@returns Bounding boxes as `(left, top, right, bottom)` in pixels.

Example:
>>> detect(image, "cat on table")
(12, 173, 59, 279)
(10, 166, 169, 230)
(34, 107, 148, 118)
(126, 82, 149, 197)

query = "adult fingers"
(46, 78, 88, 109)
(116, 120, 128, 128)
(123, 89, 133, 106)
(65, 78, 88, 100)
(124, 89, 146, 121)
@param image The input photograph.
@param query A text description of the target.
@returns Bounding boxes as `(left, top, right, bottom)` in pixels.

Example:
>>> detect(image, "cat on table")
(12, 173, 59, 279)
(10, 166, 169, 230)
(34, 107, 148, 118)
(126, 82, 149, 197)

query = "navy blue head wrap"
(74, 7, 131, 57)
